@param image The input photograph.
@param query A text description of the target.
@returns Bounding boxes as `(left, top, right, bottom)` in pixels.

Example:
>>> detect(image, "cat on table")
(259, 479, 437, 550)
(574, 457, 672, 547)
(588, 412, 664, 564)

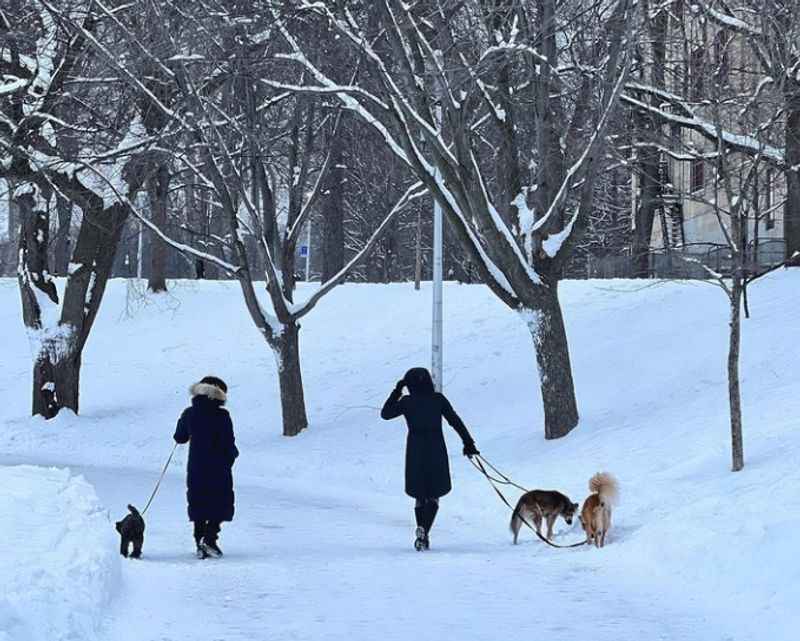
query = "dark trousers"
(193, 520, 221, 545)
(414, 498, 439, 533)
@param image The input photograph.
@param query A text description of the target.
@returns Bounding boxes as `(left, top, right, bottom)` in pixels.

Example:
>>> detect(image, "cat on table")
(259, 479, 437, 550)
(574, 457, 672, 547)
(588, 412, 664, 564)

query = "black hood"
(404, 367, 435, 395)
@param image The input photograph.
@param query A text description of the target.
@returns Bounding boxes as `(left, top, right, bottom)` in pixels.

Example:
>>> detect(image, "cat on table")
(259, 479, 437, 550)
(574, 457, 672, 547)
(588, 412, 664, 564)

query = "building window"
(690, 158, 705, 194)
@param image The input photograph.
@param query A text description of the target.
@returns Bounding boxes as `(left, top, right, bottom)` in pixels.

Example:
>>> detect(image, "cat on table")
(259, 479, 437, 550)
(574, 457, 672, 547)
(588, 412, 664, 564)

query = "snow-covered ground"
(1, 272, 798, 641)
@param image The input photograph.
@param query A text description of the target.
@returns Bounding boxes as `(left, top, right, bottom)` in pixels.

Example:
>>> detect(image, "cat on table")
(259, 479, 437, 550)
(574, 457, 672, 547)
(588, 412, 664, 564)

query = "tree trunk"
(18, 192, 61, 417)
(525, 287, 579, 439)
(32, 348, 81, 418)
(271, 322, 309, 437)
(486, 0, 523, 229)
(784, 82, 800, 260)
(629, 6, 667, 277)
(17, 190, 80, 418)
(321, 138, 345, 282)
(633, 144, 660, 277)
(18, 178, 131, 419)
(185, 178, 204, 278)
(53, 195, 72, 276)
(728, 279, 744, 471)
(147, 163, 170, 292)
(532, 0, 566, 233)
(414, 206, 423, 290)
(4, 185, 19, 276)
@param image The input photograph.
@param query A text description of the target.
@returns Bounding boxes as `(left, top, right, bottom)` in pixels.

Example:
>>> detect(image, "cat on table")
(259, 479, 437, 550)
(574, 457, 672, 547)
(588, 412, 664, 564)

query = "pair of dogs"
(510, 472, 618, 548)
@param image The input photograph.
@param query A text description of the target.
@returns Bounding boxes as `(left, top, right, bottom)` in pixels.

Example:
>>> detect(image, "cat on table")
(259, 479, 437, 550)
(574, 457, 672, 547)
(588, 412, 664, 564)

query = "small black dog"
(115, 504, 145, 558)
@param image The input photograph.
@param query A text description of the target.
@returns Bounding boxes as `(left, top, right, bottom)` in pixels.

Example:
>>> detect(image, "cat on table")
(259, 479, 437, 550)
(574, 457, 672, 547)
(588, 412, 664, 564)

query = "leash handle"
(470, 454, 587, 550)
(141, 442, 179, 515)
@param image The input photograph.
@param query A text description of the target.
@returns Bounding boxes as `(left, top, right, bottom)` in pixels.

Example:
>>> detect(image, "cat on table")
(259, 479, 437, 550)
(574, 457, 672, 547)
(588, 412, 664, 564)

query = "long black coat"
(381, 388, 475, 499)
(174, 386, 239, 522)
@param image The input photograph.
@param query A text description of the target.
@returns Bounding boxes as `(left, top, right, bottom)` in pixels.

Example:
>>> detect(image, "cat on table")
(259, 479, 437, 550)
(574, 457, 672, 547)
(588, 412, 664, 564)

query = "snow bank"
(0, 466, 119, 641)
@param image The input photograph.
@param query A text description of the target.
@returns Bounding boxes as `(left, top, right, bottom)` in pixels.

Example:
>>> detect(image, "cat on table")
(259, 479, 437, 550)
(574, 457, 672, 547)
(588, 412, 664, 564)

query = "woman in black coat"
(174, 376, 239, 559)
(381, 367, 479, 550)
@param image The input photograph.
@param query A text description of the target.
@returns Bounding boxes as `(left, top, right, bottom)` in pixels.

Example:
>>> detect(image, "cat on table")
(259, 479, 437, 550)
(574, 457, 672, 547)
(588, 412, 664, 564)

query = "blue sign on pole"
(299, 245, 309, 257)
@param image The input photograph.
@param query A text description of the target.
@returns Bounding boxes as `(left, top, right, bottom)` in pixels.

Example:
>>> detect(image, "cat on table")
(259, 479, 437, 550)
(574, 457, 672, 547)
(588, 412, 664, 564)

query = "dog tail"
(127, 504, 141, 516)
(509, 498, 524, 544)
(589, 472, 618, 506)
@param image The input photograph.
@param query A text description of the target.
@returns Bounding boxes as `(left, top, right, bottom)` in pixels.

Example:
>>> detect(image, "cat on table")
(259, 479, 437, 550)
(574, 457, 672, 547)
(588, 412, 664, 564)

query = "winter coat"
(381, 387, 475, 499)
(174, 383, 239, 522)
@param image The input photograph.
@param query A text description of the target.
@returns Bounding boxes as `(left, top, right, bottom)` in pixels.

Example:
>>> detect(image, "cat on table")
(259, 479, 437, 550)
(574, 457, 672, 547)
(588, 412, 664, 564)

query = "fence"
(586, 239, 787, 280)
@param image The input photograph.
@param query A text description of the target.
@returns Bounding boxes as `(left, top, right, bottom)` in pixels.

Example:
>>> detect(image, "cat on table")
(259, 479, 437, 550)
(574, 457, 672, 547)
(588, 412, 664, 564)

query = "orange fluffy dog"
(579, 472, 618, 548)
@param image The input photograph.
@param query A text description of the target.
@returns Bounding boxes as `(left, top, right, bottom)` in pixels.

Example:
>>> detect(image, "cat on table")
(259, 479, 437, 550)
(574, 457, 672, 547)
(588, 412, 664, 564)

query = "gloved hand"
(463, 441, 479, 458)
(395, 380, 406, 393)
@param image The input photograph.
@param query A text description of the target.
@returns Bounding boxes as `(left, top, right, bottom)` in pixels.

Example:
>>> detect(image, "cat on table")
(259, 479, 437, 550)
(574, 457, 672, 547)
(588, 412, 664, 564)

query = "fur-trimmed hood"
(190, 382, 227, 403)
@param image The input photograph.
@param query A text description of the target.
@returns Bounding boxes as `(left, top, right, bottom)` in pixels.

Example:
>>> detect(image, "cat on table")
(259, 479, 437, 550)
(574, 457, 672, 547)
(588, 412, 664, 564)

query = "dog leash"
(472, 454, 529, 493)
(470, 454, 586, 549)
(141, 442, 179, 515)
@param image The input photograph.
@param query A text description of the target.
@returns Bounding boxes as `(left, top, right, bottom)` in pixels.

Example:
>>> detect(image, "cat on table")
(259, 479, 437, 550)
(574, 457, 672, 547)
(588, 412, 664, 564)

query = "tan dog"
(579, 472, 618, 548)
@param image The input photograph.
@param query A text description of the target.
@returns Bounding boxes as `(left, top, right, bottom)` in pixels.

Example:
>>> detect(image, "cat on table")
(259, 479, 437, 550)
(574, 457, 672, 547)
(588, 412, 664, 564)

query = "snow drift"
(1, 466, 119, 641)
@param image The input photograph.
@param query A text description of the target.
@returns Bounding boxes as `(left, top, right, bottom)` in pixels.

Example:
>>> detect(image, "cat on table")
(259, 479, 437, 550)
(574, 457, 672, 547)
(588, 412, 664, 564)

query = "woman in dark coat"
(381, 367, 479, 550)
(174, 376, 239, 559)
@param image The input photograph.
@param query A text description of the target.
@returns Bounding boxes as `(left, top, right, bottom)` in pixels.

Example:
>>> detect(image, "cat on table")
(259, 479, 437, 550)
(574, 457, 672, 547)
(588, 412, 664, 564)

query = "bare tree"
(65, 0, 425, 435)
(270, 0, 636, 438)
(678, 132, 761, 472)
(1, 1, 156, 417)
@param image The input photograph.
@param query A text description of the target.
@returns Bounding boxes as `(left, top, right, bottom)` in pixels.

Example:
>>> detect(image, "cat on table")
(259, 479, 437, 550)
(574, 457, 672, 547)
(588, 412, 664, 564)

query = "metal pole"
(432, 185, 443, 391)
(414, 207, 423, 290)
(137, 221, 143, 280)
(305, 218, 311, 282)
(431, 103, 443, 392)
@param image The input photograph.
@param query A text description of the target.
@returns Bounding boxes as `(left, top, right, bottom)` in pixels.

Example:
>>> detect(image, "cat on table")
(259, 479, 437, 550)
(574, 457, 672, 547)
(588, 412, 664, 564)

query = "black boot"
(420, 502, 438, 550)
(413, 506, 427, 551)
(200, 521, 223, 558)
(193, 521, 208, 559)
(424, 502, 439, 532)
(414, 526, 428, 551)
(413, 500, 438, 551)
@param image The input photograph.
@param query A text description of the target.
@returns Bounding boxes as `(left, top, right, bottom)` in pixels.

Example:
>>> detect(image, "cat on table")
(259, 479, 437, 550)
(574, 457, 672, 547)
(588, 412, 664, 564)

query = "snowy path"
(4, 454, 725, 641)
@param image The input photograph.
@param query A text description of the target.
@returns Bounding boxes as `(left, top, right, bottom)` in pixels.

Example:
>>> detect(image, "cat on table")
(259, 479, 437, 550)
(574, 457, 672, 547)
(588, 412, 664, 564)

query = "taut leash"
(470, 454, 586, 550)
(141, 442, 179, 515)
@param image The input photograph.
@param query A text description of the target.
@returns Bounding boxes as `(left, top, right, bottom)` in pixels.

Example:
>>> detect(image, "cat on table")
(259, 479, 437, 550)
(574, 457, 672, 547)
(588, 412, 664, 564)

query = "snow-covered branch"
(292, 182, 427, 319)
(69, 156, 241, 275)
(621, 84, 786, 168)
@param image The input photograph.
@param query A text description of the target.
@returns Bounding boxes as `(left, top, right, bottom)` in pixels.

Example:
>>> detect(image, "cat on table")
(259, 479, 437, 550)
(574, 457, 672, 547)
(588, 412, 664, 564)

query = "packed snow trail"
(2, 453, 722, 641)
